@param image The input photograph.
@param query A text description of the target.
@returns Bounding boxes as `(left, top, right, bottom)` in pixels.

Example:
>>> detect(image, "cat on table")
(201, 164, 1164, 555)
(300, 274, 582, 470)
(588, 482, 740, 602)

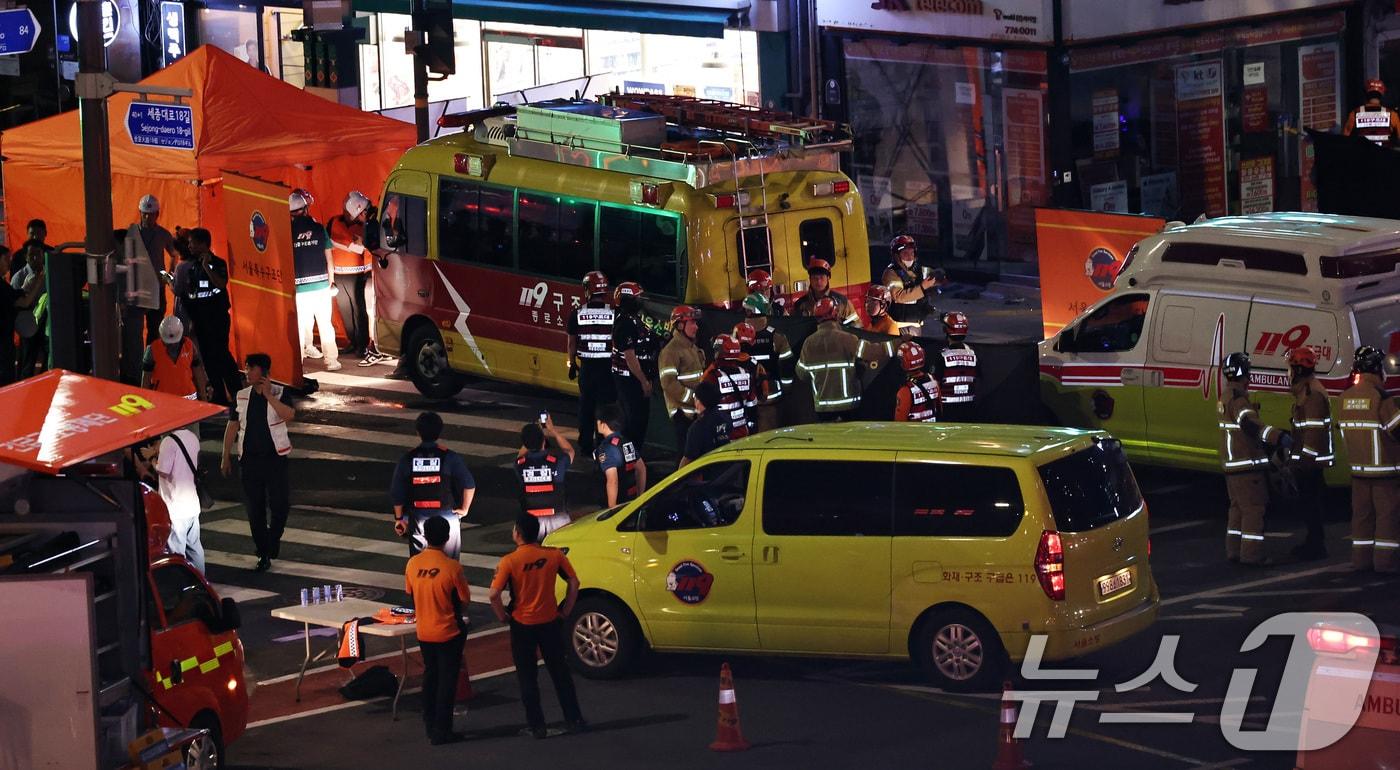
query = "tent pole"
(76, 0, 120, 380)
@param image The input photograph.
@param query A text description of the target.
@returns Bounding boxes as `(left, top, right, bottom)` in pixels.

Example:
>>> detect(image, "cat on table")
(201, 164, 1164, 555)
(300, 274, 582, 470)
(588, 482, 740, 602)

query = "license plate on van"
(1097, 569, 1132, 597)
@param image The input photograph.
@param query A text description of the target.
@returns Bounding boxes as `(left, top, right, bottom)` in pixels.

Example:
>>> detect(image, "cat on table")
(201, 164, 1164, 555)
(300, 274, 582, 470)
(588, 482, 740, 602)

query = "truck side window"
(1069, 293, 1150, 353)
(636, 461, 750, 532)
(152, 564, 219, 629)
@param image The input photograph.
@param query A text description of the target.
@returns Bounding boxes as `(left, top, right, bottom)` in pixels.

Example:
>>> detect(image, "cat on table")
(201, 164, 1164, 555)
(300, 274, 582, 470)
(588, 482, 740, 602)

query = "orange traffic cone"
(992, 680, 1031, 770)
(454, 659, 474, 703)
(709, 662, 751, 752)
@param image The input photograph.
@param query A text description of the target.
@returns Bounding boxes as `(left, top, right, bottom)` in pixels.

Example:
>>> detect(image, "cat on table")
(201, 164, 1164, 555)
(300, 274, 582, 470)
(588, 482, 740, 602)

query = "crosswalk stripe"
(332, 401, 579, 440)
(202, 519, 500, 571)
(198, 439, 366, 464)
(212, 583, 279, 604)
(292, 503, 478, 529)
(311, 370, 522, 407)
(203, 549, 492, 604)
(287, 421, 513, 460)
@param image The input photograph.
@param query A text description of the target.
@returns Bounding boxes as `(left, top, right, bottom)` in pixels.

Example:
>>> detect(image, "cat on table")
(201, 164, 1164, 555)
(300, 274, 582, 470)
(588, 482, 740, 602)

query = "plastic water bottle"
(323, 584, 332, 602)
(334, 584, 344, 602)
(310, 586, 321, 604)
(299, 588, 309, 606)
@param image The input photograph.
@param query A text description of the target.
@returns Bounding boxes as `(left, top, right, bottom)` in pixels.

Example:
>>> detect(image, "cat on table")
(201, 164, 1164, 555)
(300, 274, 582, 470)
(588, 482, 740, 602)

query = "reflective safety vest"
(658, 333, 706, 416)
(882, 262, 929, 325)
(899, 374, 941, 422)
(1217, 382, 1278, 472)
(936, 343, 978, 404)
(747, 325, 793, 405)
(1352, 105, 1396, 146)
(1289, 375, 1334, 468)
(516, 453, 565, 517)
(150, 339, 198, 399)
(234, 384, 291, 457)
(793, 289, 860, 327)
(572, 302, 615, 362)
(599, 433, 641, 502)
(407, 445, 454, 511)
(796, 323, 890, 413)
(1338, 374, 1400, 477)
(328, 215, 369, 274)
(705, 361, 754, 439)
(292, 214, 330, 287)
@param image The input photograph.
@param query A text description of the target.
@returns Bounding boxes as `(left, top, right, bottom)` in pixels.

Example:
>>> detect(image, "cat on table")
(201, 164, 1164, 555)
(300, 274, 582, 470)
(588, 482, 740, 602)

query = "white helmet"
(138, 194, 160, 214)
(288, 189, 313, 213)
(345, 190, 371, 220)
(158, 315, 184, 344)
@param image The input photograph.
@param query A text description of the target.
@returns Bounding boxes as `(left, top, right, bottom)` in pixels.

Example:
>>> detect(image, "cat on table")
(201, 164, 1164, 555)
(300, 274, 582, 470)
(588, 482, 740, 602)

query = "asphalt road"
(198, 363, 1397, 769)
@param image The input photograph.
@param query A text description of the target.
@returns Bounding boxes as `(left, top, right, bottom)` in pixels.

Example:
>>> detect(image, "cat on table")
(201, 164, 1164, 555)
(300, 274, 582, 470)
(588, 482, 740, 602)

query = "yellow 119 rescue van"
(1040, 213, 1400, 481)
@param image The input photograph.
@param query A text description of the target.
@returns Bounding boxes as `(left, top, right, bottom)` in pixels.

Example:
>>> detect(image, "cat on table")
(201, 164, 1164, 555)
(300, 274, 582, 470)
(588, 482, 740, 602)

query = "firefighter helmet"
(1353, 345, 1385, 375)
(158, 315, 184, 345)
(1367, 78, 1387, 97)
(1223, 352, 1252, 381)
(732, 322, 756, 347)
(942, 311, 970, 337)
(583, 270, 609, 297)
(742, 292, 770, 317)
(746, 268, 773, 293)
(890, 234, 916, 254)
(813, 296, 838, 320)
(288, 188, 313, 212)
(138, 194, 161, 214)
(344, 190, 372, 220)
(613, 281, 643, 305)
(866, 284, 892, 310)
(714, 333, 742, 360)
(806, 258, 833, 276)
(897, 340, 926, 373)
(669, 304, 701, 327)
(1285, 346, 1318, 370)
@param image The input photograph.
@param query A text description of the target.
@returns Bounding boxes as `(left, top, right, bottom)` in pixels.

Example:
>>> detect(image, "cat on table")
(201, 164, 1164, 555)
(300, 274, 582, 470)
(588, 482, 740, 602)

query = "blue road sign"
(125, 101, 195, 150)
(0, 8, 43, 56)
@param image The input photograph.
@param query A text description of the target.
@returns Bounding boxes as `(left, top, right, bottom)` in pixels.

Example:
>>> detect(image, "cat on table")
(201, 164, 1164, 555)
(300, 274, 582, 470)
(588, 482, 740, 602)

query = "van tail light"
(1307, 625, 1379, 656)
(1035, 530, 1065, 601)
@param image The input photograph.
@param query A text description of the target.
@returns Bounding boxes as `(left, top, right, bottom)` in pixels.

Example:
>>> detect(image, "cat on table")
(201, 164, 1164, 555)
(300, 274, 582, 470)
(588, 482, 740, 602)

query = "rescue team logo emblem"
(1084, 248, 1120, 291)
(249, 211, 269, 252)
(666, 560, 714, 605)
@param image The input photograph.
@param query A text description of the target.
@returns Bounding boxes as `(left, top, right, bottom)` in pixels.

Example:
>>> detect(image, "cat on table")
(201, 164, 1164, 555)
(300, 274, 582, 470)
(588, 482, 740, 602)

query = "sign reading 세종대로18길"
(125, 101, 194, 150)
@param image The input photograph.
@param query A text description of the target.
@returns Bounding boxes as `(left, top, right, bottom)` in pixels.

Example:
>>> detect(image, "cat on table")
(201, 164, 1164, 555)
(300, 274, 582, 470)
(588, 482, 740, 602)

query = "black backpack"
(338, 665, 398, 700)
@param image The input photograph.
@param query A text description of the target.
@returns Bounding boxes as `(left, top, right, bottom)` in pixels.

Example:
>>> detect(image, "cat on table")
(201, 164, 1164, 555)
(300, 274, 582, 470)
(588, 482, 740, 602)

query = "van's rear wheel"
(565, 596, 642, 679)
(915, 608, 1005, 692)
(405, 325, 464, 400)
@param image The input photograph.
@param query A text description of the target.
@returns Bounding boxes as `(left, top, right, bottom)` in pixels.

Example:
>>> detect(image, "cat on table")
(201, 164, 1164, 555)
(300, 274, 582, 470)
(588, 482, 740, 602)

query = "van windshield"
(1037, 438, 1143, 532)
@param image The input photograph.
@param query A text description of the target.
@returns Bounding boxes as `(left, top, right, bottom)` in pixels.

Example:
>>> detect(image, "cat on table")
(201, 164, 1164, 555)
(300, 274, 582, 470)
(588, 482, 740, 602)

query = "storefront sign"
(1003, 88, 1046, 206)
(904, 181, 940, 240)
(124, 101, 194, 150)
(1240, 157, 1275, 214)
(1242, 75, 1268, 134)
(1092, 89, 1119, 156)
(160, 1, 184, 67)
(1063, 0, 1336, 42)
(1034, 208, 1165, 338)
(1068, 13, 1343, 72)
(1089, 180, 1128, 213)
(1298, 42, 1339, 213)
(817, 0, 1053, 44)
(68, 0, 119, 47)
(1174, 60, 1227, 219)
(955, 82, 976, 105)
(1139, 172, 1177, 218)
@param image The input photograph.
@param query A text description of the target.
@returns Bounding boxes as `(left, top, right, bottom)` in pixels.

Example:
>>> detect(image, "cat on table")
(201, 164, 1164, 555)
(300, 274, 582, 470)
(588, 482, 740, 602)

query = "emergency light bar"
(811, 180, 851, 197)
(711, 191, 751, 209)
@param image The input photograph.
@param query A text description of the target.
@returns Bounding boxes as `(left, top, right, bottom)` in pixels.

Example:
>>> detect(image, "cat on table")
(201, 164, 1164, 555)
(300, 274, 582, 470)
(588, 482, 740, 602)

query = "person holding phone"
(514, 414, 575, 541)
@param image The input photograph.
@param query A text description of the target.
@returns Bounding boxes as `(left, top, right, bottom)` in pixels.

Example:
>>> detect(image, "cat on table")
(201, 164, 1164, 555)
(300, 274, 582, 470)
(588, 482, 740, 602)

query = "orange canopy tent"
(1, 45, 416, 255)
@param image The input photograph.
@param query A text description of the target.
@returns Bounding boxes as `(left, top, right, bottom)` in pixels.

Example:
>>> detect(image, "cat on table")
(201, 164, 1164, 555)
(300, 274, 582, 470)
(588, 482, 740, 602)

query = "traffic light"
(290, 26, 363, 89)
(411, 6, 454, 76)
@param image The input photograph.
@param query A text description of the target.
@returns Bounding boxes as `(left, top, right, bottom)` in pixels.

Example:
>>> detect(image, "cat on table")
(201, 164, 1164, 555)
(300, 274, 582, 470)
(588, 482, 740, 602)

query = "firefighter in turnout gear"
(515, 417, 575, 541)
(658, 304, 706, 450)
(934, 312, 979, 421)
(702, 333, 757, 440)
(567, 270, 616, 455)
(1344, 78, 1400, 148)
(1337, 346, 1400, 573)
(594, 405, 647, 508)
(747, 268, 787, 317)
(864, 284, 901, 337)
(793, 259, 860, 327)
(740, 293, 792, 432)
(1285, 346, 1334, 561)
(391, 411, 476, 558)
(893, 341, 940, 423)
(1218, 352, 1290, 566)
(611, 281, 658, 446)
(881, 234, 943, 332)
(796, 297, 891, 422)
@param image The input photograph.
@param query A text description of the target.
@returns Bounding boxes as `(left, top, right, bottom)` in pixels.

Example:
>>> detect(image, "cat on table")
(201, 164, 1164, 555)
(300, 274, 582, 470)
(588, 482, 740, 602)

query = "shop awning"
(357, 0, 746, 38)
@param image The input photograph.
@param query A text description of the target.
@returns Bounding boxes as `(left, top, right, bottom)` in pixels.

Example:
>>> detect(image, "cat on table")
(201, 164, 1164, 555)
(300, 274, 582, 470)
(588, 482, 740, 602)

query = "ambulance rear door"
(1143, 290, 1252, 470)
(781, 208, 847, 294)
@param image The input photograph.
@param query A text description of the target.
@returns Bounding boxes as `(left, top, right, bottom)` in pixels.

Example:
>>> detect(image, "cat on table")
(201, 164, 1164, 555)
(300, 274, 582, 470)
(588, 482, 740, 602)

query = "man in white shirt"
(156, 426, 205, 573)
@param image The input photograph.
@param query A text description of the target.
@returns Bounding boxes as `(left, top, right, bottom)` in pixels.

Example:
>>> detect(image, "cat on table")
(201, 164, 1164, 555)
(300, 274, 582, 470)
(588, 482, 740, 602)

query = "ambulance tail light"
(453, 153, 491, 179)
(1034, 530, 1065, 601)
(1307, 625, 1379, 656)
(810, 180, 851, 197)
(712, 191, 751, 209)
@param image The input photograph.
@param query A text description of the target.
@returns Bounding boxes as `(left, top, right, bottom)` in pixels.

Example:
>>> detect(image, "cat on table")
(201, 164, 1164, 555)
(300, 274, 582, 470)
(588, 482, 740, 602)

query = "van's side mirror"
(381, 218, 402, 250)
(219, 597, 242, 632)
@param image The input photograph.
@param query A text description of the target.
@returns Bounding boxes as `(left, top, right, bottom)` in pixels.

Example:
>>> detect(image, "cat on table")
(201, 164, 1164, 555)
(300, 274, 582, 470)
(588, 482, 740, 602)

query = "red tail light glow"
(1307, 625, 1379, 655)
(1035, 531, 1065, 601)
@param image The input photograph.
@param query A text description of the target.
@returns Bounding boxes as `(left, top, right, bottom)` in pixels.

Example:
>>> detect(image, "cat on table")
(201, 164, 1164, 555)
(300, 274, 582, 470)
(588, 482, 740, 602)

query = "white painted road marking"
(203, 519, 500, 570)
(202, 549, 492, 604)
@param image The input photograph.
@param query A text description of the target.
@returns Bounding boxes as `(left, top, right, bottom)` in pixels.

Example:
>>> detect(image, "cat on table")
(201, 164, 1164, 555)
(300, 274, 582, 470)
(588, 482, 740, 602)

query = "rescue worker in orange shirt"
(328, 191, 382, 365)
(864, 284, 902, 337)
(141, 316, 210, 401)
(1344, 79, 1400, 147)
(893, 340, 941, 422)
(405, 515, 471, 745)
(490, 514, 586, 739)
(1218, 352, 1290, 566)
(1337, 346, 1400, 573)
(1284, 346, 1334, 561)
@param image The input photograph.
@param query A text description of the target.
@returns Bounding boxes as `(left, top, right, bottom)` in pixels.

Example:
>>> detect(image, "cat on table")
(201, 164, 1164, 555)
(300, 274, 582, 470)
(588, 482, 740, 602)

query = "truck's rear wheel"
(406, 325, 464, 399)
